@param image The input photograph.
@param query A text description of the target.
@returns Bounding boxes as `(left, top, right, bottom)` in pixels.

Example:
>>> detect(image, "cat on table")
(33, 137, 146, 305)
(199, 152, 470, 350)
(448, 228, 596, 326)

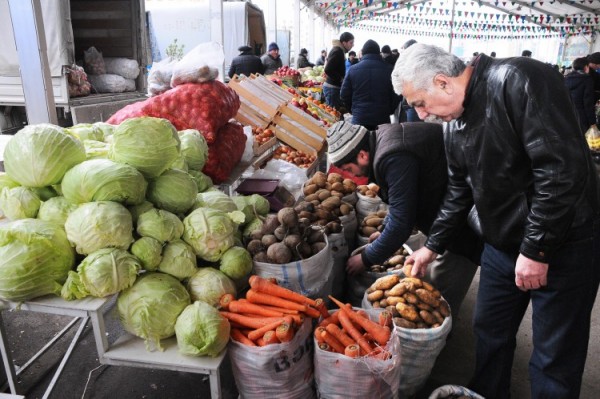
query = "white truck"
(0, 0, 150, 133)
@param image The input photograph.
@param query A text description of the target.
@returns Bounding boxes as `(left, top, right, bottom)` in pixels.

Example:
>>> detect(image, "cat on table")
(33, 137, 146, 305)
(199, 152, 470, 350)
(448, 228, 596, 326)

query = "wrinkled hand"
(346, 254, 366, 276)
(515, 254, 548, 291)
(405, 247, 438, 278)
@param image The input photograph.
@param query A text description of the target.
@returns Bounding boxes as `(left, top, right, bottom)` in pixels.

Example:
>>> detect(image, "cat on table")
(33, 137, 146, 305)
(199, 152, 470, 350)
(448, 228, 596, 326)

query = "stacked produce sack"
(83, 46, 138, 93)
(0, 117, 262, 356)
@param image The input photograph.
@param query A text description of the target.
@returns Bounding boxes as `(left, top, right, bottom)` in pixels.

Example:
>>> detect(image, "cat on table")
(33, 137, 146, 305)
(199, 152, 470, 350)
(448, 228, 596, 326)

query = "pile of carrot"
(219, 275, 327, 347)
(315, 296, 393, 359)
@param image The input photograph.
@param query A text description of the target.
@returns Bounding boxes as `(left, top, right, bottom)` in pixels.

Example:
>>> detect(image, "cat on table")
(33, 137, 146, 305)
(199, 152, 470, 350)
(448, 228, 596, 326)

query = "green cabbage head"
(147, 169, 197, 214)
(178, 129, 208, 171)
(93, 122, 115, 138)
(37, 196, 77, 225)
(128, 201, 154, 224)
(109, 117, 181, 178)
(61, 159, 147, 205)
(3, 123, 86, 187)
(136, 208, 183, 243)
(0, 187, 41, 220)
(193, 191, 238, 213)
(83, 140, 110, 159)
(130, 237, 163, 271)
(182, 208, 239, 262)
(66, 123, 105, 141)
(118, 272, 190, 351)
(157, 240, 198, 280)
(187, 267, 236, 307)
(219, 246, 252, 280)
(64, 201, 133, 255)
(0, 173, 19, 191)
(187, 170, 212, 193)
(61, 248, 141, 300)
(175, 301, 230, 357)
(0, 219, 75, 301)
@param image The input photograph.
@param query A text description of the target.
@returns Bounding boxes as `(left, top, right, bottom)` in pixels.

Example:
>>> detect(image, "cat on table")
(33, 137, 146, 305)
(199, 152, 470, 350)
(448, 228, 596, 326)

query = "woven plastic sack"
(104, 57, 140, 80)
(170, 42, 224, 87)
(88, 74, 135, 93)
(228, 318, 315, 399)
(313, 309, 402, 399)
(339, 210, 357, 252)
(83, 46, 106, 75)
(325, 232, 348, 300)
(202, 122, 246, 183)
(148, 57, 176, 96)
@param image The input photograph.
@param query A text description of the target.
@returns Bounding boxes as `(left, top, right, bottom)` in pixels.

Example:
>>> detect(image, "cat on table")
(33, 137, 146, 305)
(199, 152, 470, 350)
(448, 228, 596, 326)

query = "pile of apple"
(274, 66, 301, 78)
(251, 126, 275, 145)
(272, 145, 316, 168)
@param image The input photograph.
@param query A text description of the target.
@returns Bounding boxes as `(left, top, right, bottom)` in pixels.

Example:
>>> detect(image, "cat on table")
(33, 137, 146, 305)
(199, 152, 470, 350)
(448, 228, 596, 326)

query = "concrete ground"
(1, 269, 599, 399)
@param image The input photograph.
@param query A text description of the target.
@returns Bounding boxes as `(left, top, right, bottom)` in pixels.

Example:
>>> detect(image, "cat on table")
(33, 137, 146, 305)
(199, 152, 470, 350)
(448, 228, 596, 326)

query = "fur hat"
(361, 40, 380, 56)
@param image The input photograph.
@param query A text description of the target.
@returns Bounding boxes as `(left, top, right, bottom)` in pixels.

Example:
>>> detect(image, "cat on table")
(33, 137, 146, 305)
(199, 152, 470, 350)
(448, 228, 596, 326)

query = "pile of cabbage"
(0, 117, 268, 356)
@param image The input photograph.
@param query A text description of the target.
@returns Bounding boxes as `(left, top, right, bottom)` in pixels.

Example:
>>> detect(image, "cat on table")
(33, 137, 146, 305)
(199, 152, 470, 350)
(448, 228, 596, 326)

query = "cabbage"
(31, 186, 57, 201)
(247, 194, 270, 216)
(130, 236, 163, 271)
(61, 248, 141, 300)
(61, 159, 147, 205)
(136, 208, 183, 243)
(178, 129, 208, 171)
(193, 191, 238, 213)
(83, 139, 110, 159)
(64, 201, 133, 255)
(219, 246, 252, 280)
(182, 208, 238, 262)
(37, 196, 77, 225)
(109, 117, 181, 178)
(0, 173, 19, 191)
(3, 123, 86, 187)
(128, 201, 154, 224)
(170, 153, 188, 172)
(66, 123, 105, 141)
(231, 196, 253, 224)
(187, 170, 212, 192)
(187, 267, 236, 307)
(0, 187, 41, 220)
(175, 301, 230, 357)
(93, 122, 115, 138)
(0, 219, 75, 301)
(242, 216, 264, 237)
(147, 169, 197, 214)
(118, 272, 190, 351)
(157, 240, 198, 280)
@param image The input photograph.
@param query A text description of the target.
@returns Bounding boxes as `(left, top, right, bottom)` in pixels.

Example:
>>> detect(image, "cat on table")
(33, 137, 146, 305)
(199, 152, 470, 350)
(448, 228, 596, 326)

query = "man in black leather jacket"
(392, 43, 600, 399)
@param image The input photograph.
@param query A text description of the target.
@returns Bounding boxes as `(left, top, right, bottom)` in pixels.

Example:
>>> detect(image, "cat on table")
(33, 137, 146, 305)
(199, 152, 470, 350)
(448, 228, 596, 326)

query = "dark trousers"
(470, 220, 600, 399)
(323, 86, 341, 110)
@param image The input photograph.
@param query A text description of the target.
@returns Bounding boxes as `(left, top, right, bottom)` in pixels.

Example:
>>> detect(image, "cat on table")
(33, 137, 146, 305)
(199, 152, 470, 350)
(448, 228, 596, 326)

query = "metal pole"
(293, 0, 301, 67)
(448, 0, 456, 53)
(267, 0, 277, 48)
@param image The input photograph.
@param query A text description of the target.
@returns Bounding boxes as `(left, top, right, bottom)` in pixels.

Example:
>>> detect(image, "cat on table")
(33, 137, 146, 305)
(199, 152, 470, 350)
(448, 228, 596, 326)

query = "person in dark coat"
(261, 42, 283, 75)
(340, 40, 399, 130)
(324, 32, 354, 110)
(296, 48, 314, 69)
(565, 57, 597, 134)
(228, 45, 263, 78)
(381, 45, 396, 66)
(345, 51, 358, 72)
(587, 52, 600, 105)
(316, 50, 327, 66)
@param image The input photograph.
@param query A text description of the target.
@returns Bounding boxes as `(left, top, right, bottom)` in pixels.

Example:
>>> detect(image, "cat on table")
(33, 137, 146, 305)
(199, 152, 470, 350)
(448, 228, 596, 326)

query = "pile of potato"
(366, 273, 450, 329)
(303, 171, 357, 197)
(245, 207, 326, 264)
(357, 183, 380, 198)
(365, 246, 410, 273)
(359, 210, 388, 237)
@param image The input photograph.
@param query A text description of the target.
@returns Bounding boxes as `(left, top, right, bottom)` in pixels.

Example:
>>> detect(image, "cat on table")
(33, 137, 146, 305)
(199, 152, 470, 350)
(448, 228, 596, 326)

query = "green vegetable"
(182, 208, 238, 262)
(170, 153, 188, 172)
(109, 117, 181, 178)
(187, 170, 213, 193)
(187, 267, 236, 307)
(146, 169, 197, 214)
(175, 301, 230, 357)
(219, 246, 252, 280)
(130, 237, 163, 271)
(61, 159, 147, 205)
(61, 248, 141, 300)
(0, 187, 41, 220)
(157, 240, 198, 280)
(37, 196, 77, 225)
(128, 201, 154, 224)
(0, 173, 19, 191)
(30, 186, 57, 201)
(136, 208, 183, 243)
(178, 129, 208, 171)
(64, 201, 134, 255)
(242, 217, 264, 237)
(247, 194, 270, 216)
(0, 219, 75, 301)
(118, 272, 190, 351)
(93, 122, 115, 138)
(193, 191, 238, 213)
(3, 123, 86, 187)
(83, 139, 110, 159)
(66, 123, 105, 142)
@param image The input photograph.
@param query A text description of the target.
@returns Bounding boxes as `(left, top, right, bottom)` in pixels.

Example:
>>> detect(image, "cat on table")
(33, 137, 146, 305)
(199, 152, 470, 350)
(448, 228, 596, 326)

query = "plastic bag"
(585, 124, 600, 151)
(148, 57, 176, 96)
(104, 57, 140, 80)
(262, 159, 309, 199)
(240, 125, 255, 164)
(170, 42, 224, 87)
(428, 385, 485, 399)
(83, 46, 106, 75)
(88, 74, 135, 93)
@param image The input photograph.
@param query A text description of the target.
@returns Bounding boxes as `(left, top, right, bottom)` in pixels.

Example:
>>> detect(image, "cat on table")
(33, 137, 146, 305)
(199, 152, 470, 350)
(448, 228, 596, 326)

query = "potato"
(312, 172, 327, 187)
(416, 301, 434, 312)
(394, 317, 417, 329)
(402, 277, 423, 288)
(303, 184, 318, 195)
(387, 254, 405, 266)
(331, 182, 344, 192)
(365, 217, 383, 227)
(415, 288, 440, 307)
(376, 210, 388, 218)
(365, 190, 376, 197)
(315, 209, 331, 221)
(361, 226, 377, 236)
(395, 302, 420, 322)
(327, 173, 343, 183)
(340, 203, 352, 216)
(372, 301, 381, 308)
(372, 274, 400, 291)
(304, 193, 319, 202)
(367, 290, 384, 302)
(317, 190, 331, 201)
(330, 190, 344, 199)
(326, 221, 342, 234)
(386, 305, 400, 317)
(385, 296, 405, 306)
(439, 299, 450, 318)
(403, 292, 419, 304)
(402, 263, 413, 277)
(342, 178, 357, 192)
(431, 310, 445, 325)
(379, 298, 388, 308)
(422, 281, 435, 292)
(419, 310, 436, 325)
(385, 283, 407, 297)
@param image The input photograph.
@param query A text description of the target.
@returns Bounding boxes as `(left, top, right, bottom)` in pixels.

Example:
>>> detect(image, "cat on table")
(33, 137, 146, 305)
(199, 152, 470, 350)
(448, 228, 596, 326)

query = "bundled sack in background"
(148, 57, 176, 96)
(202, 122, 246, 183)
(83, 46, 106, 75)
(228, 317, 315, 399)
(108, 81, 240, 143)
(66, 65, 91, 98)
(104, 57, 140, 80)
(89, 74, 136, 93)
(170, 42, 224, 87)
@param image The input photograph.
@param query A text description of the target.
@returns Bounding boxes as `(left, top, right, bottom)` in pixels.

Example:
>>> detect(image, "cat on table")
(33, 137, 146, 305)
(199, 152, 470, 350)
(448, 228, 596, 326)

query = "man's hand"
(346, 254, 366, 276)
(404, 247, 438, 278)
(368, 231, 381, 243)
(515, 254, 548, 291)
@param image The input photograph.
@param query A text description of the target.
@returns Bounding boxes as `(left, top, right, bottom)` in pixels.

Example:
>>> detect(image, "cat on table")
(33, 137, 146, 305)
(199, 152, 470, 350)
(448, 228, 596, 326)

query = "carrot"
(356, 309, 369, 319)
(338, 309, 374, 355)
(219, 293, 235, 310)
(313, 298, 330, 319)
(379, 310, 393, 329)
(263, 330, 280, 345)
(246, 289, 308, 312)
(256, 337, 267, 346)
(276, 322, 294, 343)
(329, 296, 391, 346)
(345, 344, 361, 358)
(247, 317, 290, 341)
(302, 305, 322, 319)
(318, 342, 331, 351)
(220, 311, 277, 329)
(230, 328, 256, 346)
(242, 301, 300, 315)
(320, 330, 346, 353)
(314, 326, 326, 344)
(325, 323, 355, 348)
(318, 310, 340, 328)
(228, 301, 286, 317)
(249, 276, 317, 307)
